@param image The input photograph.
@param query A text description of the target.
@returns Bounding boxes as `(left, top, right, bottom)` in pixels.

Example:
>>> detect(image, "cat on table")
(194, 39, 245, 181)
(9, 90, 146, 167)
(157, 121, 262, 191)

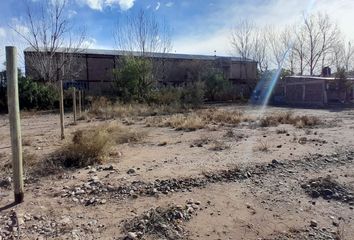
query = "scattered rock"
(310, 219, 318, 228)
(127, 168, 136, 174)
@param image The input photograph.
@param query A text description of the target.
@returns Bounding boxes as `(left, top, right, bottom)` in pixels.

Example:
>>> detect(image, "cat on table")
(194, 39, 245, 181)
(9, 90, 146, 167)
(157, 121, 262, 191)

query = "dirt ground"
(1, 104, 354, 240)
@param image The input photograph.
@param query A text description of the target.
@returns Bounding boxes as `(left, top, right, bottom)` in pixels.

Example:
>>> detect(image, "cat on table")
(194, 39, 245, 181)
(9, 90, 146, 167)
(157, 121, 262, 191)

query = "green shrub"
(203, 69, 230, 101)
(0, 73, 58, 112)
(148, 86, 182, 105)
(18, 77, 58, 110)
(113, 56, 154, 102)
(181, 81, 205, 107)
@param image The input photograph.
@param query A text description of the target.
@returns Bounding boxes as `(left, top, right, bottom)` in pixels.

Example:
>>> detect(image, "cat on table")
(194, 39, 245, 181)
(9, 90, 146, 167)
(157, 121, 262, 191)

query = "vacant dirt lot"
(1, 104, 354, 240)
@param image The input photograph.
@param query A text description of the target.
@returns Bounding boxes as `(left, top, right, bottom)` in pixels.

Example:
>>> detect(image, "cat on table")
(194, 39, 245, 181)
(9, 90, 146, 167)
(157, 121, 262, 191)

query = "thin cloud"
(155, 2, 161, 11)
(77, 0, 135, 11)
(165, 1, 174, 7)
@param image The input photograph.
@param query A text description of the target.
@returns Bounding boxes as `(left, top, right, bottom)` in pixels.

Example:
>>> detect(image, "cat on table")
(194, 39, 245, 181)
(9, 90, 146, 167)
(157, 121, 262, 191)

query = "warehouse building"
(283, 75, 354, 106)
(24, 48, 257, 96)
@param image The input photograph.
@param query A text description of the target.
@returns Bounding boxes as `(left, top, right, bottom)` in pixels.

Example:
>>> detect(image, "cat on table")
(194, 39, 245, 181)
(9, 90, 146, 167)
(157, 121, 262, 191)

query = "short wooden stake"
(6, 46, 24, 203)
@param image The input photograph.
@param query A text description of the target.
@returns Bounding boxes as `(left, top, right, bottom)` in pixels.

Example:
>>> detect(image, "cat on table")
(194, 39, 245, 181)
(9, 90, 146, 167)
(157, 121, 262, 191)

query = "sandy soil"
(0, 105, 354, 240)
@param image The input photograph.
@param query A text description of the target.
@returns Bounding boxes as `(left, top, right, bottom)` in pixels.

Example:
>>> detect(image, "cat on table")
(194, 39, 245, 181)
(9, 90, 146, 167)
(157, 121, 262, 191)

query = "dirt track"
(1, 105, 354, 239)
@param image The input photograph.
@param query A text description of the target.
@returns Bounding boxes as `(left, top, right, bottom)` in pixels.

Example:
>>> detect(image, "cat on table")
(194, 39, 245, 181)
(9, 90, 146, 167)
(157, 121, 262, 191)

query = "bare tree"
(231, 20, 269, 73)
(252, 29, 269, 73)
(292, 26, 307, 75)
(113, 8, 172, 98)
(13, 0, 87, 139)
(342, 41, 354, 72)
(302, 13, 340, 75)
(267, 27, 293, 70)
(230, 20, 255, 60)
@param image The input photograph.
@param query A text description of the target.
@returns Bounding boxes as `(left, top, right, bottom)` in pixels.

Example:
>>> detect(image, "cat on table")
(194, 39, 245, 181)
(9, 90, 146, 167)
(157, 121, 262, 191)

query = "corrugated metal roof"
(24, 47, 256, 63)
(287, 75, 354, 81)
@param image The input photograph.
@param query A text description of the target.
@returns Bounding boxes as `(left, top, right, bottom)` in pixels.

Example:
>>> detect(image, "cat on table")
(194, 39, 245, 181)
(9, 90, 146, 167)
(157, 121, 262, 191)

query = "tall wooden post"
(6, 46, 24, 203)
(78, 90, 82, 117)
(59, 79, 65, 139)
(73, 88, 77, 123)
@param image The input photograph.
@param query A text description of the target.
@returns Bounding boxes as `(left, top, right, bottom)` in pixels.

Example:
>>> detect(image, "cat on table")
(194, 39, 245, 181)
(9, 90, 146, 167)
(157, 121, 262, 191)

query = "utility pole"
(6, 46, 24, 203)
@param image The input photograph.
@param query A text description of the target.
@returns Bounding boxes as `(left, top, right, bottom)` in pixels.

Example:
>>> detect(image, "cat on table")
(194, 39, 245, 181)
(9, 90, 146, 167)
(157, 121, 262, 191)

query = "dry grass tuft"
(254, 140, 269, 152)
(209, 140, 230, 151)
(260, 112, 321, 128)
(77, 111, 89, 121)
(169, 114, 205, 131)
(192, 136, 211, 147)
(0, 152, 6, 161)
(105, 123, 147, 144)
(23, 150, 38, 168)
(276, 128, 288, 134)
(89, 97, 186, 119)
(22, 138, 32, 146)
(146, 108, 246, 131)
(146, 114, 205, 131)
(198, 109, 245, 125)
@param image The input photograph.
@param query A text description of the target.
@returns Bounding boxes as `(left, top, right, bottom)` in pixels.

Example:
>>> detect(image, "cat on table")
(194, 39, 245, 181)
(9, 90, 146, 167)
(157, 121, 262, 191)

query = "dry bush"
(35, 122, 146, 174)
(56, 128, 112, 168)
(294, 115, 321, 128)
(254, 140, 269, 152)
(260, 112, 321, 128)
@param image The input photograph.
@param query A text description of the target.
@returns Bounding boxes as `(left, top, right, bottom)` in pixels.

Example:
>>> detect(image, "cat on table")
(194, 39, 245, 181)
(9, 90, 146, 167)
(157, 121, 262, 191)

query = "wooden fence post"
(6, 46, 24, 203)
(73, 87, 77, 123)
(59, 79, 65, 139)
(78, 90, 82, 117)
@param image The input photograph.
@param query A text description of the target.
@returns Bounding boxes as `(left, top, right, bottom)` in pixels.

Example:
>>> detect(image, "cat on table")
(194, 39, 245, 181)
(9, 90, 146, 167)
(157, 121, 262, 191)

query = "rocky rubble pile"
(0, 210, 105, 239)
(59, 175, 112, 205)
(267, 227, 340, 240)
(60, 151, 354, 206)
(122, 200, 202, 239)
(301, 176, 354, 204)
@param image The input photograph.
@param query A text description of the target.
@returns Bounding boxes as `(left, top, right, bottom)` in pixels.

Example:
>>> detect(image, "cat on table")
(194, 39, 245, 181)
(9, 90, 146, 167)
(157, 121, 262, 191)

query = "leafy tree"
(113, 57, 153, 102)
(0, 69, 58, 112)
(181, 81, 205, 107)
(203, 69, 230, 101)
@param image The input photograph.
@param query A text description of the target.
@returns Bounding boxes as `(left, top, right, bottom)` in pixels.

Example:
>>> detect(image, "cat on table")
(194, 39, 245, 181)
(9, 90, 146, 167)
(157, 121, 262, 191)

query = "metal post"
(6, 46, 24, 203)
(59, 79, 65, 139)
(73, 88, 76, 123)
(78, 90, 82, 117)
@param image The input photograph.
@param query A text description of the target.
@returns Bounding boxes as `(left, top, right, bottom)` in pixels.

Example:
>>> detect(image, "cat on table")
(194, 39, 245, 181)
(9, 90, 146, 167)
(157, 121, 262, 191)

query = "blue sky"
(1, 0, 354, 69)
